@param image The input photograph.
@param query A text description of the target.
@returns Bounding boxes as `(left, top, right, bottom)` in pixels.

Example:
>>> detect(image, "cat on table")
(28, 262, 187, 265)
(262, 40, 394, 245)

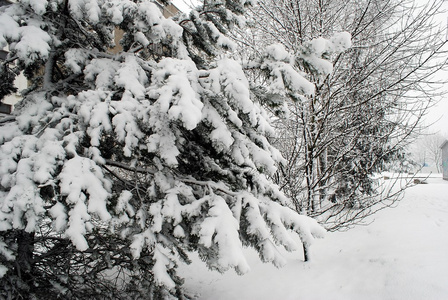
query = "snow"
(153, 245, 177, 290)
(216, 58, 253, 114)
(203, 104, 234, 150)
(179, 177, 448, 299)
(196, 194, 250, 275)
(58, 156, 112, 250)
(15, 25, 52, 65)
(0, 237, 15, 262)
(21, 0, 48, 15)
(330, 32, 352, 52)
(64, 49, 89, 74)
(64, 200, 90, 251)
(0, 265, 7, 278)
(149, 58, 203, 130)
(136, 0, 183, 41)
(85, 0, 101, 24)
(299, 32, 352, 76)
(247, 143, 277, 174)
(115, 55, 148, 100)
(0, 11, 20, 48)
(84, 59, 120, 90)
(0, 0, 342, 294)
(68, 0, 85, 19)
(66, 0, 103, 23)
(115, 190, 134, 216)
(49, 202, 67, 231)
(262, 44, 316, 97)
(265, 44, 291, 62)
(111, 91, 145, 157)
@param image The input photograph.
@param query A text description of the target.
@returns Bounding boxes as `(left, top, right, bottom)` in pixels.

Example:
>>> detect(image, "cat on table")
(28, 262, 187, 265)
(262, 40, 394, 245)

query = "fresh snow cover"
(153, 245, 177, 289)
(19, 0, 48, 15)
(68, 0, 86, 20)
(203, 104, 235, 150)
(48, 202, 67, 232)
(0, 265, 7, 278)
(300, 32, 352, 76)
(58, 156, 112, 250)
(64, 48, 89, 74)
(115, 55, 148, 100)
(262, 44, 315, 96)
(149, 58, 203, 130)
(197, 194, 250, 275)
(216, 58, 253, 115)
(0, 12, 20, 48)
(84, 0, 101, 24)
(265, 44, 291, 62)
(330, 31, 353, 52)
(67, 0, 101, 23)
(179, 177, 448, 299)
(15, 26, 52, 65)
(84, 59, 120, 90)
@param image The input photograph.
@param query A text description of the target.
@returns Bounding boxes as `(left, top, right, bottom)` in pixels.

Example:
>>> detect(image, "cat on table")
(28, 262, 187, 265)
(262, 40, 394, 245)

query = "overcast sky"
(420, 0, 448, 137)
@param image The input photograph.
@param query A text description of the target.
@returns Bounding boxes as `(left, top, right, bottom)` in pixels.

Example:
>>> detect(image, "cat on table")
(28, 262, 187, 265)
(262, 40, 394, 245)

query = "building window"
(0, 102, 12, 114)
(0, 49, 7, 61)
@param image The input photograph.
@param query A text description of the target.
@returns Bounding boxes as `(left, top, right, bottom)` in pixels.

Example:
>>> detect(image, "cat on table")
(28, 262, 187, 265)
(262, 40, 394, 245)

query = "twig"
(105, 159, 157, 174)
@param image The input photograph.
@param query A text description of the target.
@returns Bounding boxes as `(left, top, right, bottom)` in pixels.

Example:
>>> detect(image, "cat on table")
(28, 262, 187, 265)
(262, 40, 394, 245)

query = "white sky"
(172, 0, 196, 13)
(419, 0, 448, 137)
(424, 81, 448, 137)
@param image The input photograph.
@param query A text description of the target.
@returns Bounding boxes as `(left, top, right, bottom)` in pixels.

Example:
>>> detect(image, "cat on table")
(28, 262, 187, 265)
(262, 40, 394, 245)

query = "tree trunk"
(303, 243, 309, 262)
(318, 148, 328, 208)
(15, 230, 35, 284)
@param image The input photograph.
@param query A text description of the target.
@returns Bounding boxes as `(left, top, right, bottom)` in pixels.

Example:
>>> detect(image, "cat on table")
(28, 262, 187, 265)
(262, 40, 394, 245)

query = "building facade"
(1, 0, 28, 117)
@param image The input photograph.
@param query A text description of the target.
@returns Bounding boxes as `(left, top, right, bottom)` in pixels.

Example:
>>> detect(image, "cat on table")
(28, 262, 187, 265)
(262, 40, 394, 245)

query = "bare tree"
(233, 0, 448, 230)
(410, 131, 446, 172)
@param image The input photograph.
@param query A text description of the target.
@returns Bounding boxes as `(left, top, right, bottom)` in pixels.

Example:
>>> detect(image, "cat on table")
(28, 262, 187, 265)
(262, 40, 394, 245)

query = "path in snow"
(178, 177, 448, 300)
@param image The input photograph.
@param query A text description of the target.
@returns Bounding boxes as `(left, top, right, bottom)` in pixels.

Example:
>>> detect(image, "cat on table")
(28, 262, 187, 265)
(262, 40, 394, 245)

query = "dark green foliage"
(0, 64, 17, 100)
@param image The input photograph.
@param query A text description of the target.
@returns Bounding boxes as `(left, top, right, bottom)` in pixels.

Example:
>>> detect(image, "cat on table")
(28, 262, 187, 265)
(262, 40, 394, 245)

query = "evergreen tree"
(0, 0, 331, 298)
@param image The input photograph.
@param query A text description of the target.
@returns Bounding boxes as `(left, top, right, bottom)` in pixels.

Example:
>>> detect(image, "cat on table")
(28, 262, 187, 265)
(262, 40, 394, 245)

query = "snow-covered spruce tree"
(0, 0, 327, 298)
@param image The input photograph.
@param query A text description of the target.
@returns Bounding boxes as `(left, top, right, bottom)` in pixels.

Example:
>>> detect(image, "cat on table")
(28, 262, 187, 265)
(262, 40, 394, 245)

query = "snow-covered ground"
(178, 177, 448, 299)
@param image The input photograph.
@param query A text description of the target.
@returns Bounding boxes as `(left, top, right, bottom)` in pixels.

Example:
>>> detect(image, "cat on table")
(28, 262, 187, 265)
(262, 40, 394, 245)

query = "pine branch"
(104, 159, 157, 174)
